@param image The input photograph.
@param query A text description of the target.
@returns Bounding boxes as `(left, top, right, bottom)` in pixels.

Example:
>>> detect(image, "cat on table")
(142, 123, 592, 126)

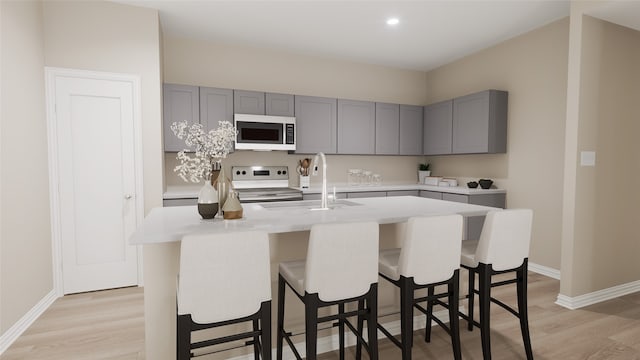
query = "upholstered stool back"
(399, 214, 463, 285)
(305, 221, 379, 302)
(178, 231, 271, 324)
(473, 209, 533, 272)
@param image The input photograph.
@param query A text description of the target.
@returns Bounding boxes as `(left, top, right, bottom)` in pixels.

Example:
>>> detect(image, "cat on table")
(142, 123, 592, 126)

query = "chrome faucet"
(312, 152, 329, 210)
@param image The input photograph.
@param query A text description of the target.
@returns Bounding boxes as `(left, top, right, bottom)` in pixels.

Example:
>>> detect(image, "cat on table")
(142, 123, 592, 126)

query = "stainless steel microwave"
(234, 114, 296, 151)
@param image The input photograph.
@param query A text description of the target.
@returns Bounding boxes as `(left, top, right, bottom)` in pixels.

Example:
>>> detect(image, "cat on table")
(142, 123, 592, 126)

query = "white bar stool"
(374, 214, 463, 360)
(460, 209, 534, 360)
(276, 221, 379, 360)
(177, 231, 272, 360)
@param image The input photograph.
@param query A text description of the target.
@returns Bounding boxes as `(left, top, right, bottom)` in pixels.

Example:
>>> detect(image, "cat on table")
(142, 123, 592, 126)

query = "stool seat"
(278, 260, 306, 297)
(460, 240, 479, 268)
(378, 248, 401, 281)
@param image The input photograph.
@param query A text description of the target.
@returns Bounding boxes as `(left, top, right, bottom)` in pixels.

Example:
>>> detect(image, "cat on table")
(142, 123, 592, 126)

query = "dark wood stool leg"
(449, 270, 462, 360)
(261, 301, 272, 360)
(276, 275, 285, 360)
(367, 285, 379, 360)
(304, 295, 319, 360)
(517, 264, 534, 360)
(338, 303, 345, 360)
(400, 277, 413, 360)
(356, 299, 364, 360)
(177, 314, 191, 360)
(253, 318, 260, 360)
(425, 286, 435, 343)
(478, 264, 492, 360)
(467, 268, 475, 332)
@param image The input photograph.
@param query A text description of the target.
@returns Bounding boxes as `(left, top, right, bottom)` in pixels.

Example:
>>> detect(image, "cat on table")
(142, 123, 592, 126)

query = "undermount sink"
(260, 199, 360, 211)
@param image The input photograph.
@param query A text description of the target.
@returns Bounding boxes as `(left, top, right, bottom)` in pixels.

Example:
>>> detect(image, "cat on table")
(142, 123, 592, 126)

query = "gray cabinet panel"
(163, 198, 197, 207)
(419, 190, 443, 200)
(303, 192, 347, 201)
(163, 84, 199, 152)
(266, 93, 294, 116)
(387, 190, 419, 197)
(200, 87, 234, 131)
(347, 191, 386, 198)
(338, 99, 376, 154)
(375, 103, 400, 155)
(399, 105, 423, 155)
(423, 100, 453, 155)
(294, 95, 337, 154)
(442, 193, 469, 203)
(452, 90, 507, 154)
(234, 90, 265, 115)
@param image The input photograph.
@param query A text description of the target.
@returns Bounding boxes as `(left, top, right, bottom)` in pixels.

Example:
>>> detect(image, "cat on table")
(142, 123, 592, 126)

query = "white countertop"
(131, 196, 498, 245)
(163, 182, 505, 199)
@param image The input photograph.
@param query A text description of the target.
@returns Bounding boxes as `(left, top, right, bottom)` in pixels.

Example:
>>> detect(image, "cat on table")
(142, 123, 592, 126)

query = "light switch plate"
(580, 151, 596, 166)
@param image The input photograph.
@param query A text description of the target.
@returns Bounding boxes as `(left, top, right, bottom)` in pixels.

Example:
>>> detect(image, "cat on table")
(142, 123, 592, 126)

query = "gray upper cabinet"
(234, 90, 265, 115)
(163, 84, 199, 152)
(375, 103, 400, 155)
(266, 93, 295, 116)
(399, 105, 423, 155)
(452, 90, 507, 154)
(200, 87, 234, 132)
(338, 99, 376, 154)
(423, 100, 453, 155)
(294, 95, 337, 154)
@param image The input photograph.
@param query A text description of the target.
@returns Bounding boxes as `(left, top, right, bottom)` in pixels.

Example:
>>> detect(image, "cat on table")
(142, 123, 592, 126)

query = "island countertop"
(131, 196, 498, 245)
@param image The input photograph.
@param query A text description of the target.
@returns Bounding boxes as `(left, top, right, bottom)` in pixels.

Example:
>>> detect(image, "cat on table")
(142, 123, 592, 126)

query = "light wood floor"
(4, 273, 640, 359)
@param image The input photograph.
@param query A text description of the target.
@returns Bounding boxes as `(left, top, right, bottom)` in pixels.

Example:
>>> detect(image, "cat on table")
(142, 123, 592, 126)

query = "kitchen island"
(131, 196, 498, 359)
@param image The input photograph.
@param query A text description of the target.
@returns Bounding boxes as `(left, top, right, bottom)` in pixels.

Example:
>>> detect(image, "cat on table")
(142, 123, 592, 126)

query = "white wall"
(0, 0, 52, 334)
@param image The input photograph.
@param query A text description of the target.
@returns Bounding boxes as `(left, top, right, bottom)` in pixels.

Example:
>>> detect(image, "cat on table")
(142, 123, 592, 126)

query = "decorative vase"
(197, 179, 218, 219)
(418, 170, 431, 184)
(222, 191, 243, 220)
(216, 164, 231, 216)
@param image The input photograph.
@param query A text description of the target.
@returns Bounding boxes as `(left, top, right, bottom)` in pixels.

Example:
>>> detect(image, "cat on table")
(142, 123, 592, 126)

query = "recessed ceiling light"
(386, 18, 400, 26)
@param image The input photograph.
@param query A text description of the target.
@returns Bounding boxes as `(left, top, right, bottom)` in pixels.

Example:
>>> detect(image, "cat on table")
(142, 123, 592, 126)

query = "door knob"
(124, 194, 133, 200)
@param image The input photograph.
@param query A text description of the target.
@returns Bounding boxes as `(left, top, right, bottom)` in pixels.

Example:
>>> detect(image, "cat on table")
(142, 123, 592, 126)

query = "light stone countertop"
(131, 196, 498, 245)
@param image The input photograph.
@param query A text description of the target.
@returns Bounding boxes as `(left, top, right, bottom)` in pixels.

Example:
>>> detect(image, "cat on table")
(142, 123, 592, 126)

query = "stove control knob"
(236, 170, 241, 175)
(242, 170, 246, 175)
(277, 171, 282, 175)
(283, 170, 287, 175)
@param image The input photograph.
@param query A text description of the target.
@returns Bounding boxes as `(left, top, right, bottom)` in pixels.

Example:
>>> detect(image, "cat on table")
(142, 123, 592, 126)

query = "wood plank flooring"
(4, 273, 640, 359)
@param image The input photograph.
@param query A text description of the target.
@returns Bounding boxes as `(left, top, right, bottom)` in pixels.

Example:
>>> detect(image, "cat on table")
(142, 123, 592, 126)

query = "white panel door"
(53, 74, 139, 294)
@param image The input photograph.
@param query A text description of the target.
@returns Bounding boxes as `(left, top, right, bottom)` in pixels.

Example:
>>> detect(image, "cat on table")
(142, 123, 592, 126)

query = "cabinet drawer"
(442, 193, 469, 203)
(303, 192, 347, 201)
(163, 198, 197, 207)
(347, 191, 386, 198)
(387, 190, 419, 197)
(419, 190, 443, 200)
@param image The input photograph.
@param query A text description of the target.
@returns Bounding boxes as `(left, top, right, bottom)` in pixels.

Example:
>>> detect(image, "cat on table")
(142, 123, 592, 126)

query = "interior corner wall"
(0, 0, 52, 335)
(424, 19, 570, 271)
(42, 0, 164, 214)
(564, 15, 640, 297)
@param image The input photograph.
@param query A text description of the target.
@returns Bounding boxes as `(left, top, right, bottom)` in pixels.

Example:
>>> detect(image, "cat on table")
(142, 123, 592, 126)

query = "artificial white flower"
(171, 121, 237, 182)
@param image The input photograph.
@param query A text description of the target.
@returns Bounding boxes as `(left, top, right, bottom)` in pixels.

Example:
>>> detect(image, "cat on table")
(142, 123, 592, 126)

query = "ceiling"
(115, 1, 576, 71)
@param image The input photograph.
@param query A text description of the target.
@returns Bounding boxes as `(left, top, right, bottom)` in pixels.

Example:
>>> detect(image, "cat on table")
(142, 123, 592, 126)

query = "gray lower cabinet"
(294, 95, 337, 154)
(347, 191, 387, 198)
(452, 90, 507, 154)
(387, 190, 419, 197)
(419, 190, 443, 200)
(338, 99, 376, 154)
(441, 192, 506, 240)
(399, 105, 423, 155)
(163, 84, 199, 152)
(234, 90, 265, 115)
(303, 192, 347, 201)
(163, 198, 197, 207)
(375, 103, 400, 155)
(266, 93, 295, 116)
(423, 100, 453, 155)
(200, 87, 234, 131)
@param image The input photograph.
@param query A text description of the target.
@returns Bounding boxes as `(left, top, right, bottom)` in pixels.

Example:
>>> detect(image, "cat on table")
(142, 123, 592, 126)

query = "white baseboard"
(555, 279, 640, 310)
(0, 290, 57, 355)
(229, 308, 455, 360)
(528, 262, 560, 280)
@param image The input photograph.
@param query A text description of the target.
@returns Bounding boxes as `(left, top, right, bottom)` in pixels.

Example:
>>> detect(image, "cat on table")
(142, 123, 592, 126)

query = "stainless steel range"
(232, 166, 303, 203)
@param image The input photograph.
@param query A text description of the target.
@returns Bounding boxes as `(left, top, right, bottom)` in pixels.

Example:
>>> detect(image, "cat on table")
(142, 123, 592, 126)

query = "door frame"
(45, 67, 145, 296)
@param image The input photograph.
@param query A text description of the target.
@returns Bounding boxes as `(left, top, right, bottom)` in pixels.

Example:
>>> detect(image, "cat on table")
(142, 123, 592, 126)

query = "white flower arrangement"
(171, 120, 237, 183)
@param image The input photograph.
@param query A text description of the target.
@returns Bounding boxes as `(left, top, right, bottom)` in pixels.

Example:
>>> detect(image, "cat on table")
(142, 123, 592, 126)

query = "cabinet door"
(347, 191, 386, 198)
(338, 99, 376, 154)
(200, 87, 233, 131)
(399, 105, 423, 155)
(452, 90, 507, 154)
(442, 193, 469, 203)
(294, 95, 337, 154)
(423, 100, 453, 155)
(419, 190, 443, 200)
(163, 84, 199, 152)
(387, 190, 419, 197)
(234, 90, 265, 115)
(163, 198, 197, 207)
(266, 93, 294, 116)
(375, 103, 400, 155)
(303, 192, 347, 201)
